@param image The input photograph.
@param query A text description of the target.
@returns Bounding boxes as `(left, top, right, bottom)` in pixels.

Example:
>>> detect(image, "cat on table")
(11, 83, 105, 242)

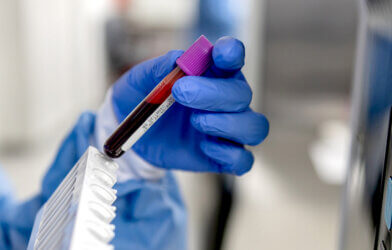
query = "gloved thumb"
(112, 50, 183, 122)
(114, 50, 184, 96)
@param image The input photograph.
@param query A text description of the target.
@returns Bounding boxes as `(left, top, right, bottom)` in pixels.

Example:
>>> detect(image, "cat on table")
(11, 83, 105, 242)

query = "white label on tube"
(121, 94, 176, 152)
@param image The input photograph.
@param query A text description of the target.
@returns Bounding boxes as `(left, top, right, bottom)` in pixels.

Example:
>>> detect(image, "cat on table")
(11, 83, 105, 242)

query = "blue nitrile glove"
(112, 37, 269, 175)
(41, 112, 95, 201)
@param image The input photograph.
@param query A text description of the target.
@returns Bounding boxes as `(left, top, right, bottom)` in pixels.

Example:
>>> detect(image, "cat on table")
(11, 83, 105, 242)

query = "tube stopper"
(176, 35, 213, 76)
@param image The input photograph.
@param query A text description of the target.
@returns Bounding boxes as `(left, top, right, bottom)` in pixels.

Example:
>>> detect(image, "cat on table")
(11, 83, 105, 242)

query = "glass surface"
(340, 1, 392, 249)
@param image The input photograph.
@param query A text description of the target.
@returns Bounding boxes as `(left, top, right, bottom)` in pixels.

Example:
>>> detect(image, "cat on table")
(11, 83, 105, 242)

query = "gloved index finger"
(172, 74, 252, 112)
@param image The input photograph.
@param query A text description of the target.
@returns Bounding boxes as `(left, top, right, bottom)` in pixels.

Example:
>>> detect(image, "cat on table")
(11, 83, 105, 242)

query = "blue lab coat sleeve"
(113, 173, 186, 250)
(0, 195, 43, 250)
(0, 110, 186, 250)
(0, 159, 43, 249)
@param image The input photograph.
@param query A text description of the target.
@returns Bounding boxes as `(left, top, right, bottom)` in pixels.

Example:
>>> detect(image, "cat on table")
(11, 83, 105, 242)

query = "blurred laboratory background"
(0, 0, 358, 249)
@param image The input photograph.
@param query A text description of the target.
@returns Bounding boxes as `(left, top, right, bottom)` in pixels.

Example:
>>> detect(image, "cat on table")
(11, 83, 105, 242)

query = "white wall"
(0, 0, 26, 145)
(127, 0, 196, 29)
(243, 0, 266, 111)
(0, 0, 111, 148)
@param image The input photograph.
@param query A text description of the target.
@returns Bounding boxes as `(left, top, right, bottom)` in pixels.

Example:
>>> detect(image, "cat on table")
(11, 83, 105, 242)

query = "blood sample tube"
(104, 35, 213, 158)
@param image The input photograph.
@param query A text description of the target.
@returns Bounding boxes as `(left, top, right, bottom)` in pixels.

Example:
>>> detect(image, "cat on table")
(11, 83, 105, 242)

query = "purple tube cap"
(176, 35, 213, 76)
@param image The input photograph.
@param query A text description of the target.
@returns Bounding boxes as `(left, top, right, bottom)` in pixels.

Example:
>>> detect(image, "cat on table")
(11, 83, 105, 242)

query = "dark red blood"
(104, 67, 186, 158)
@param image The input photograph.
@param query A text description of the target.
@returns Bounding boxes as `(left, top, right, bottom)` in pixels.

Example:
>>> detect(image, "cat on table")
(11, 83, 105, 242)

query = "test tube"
(104, 35, 213, 158)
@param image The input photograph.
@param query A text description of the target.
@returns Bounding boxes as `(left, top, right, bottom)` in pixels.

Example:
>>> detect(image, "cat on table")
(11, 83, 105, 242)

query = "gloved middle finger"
(172, 75, 252, 112)
(191, 109, 269, 146)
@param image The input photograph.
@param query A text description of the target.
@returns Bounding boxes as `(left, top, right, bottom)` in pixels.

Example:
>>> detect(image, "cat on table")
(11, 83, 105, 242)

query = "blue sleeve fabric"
(0, 111, 186, 250)
(113, 173, 186, 250)
(0, 168, 16, 218)
(0, 196, 43, 250)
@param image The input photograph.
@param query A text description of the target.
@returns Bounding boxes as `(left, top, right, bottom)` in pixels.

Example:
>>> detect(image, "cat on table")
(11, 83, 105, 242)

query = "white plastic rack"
(27, 146, 119, 250)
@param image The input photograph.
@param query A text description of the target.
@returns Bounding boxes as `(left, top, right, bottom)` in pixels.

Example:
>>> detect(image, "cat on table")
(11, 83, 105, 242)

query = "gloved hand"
(41, 112, 95, 201)
(112, 37, 269, 175)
